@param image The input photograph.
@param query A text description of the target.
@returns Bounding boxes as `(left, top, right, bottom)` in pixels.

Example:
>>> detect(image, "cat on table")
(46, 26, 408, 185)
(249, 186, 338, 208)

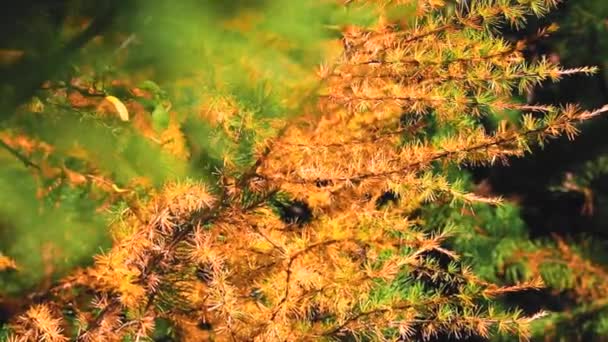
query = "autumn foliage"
(1, 0, 606, 341)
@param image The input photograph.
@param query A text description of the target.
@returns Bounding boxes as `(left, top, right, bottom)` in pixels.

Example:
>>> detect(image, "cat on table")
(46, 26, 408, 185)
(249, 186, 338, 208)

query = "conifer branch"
(0, 139, 40, 170)
(266, 105, 608, 186)
(8, 1, 604, 341)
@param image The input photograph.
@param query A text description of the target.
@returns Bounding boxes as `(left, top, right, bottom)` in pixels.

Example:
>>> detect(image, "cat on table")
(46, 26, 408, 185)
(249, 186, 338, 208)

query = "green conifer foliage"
(447, 1, 608, 340)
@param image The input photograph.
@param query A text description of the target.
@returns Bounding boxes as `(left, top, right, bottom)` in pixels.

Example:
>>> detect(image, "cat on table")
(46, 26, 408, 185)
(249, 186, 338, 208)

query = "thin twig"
(0, 139, 40, 170)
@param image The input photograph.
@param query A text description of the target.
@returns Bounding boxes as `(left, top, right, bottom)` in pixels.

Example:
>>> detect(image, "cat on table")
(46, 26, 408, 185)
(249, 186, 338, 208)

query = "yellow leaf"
(0, 253, 17, 271)
(105, 95, 129, 121)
